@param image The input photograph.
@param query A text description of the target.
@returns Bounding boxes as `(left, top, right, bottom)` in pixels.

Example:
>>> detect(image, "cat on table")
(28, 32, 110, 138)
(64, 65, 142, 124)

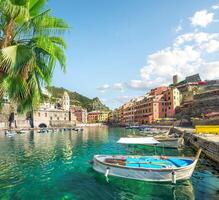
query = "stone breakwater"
(174, 127, 219, 163)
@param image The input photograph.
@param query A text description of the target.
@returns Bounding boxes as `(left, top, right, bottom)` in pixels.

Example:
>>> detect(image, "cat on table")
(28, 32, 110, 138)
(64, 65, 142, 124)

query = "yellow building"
(98, 111, 109, 122)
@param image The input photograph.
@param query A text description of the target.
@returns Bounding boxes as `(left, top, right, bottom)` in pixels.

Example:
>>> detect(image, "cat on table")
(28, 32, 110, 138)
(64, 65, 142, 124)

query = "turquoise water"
(0, 127, 218, 200)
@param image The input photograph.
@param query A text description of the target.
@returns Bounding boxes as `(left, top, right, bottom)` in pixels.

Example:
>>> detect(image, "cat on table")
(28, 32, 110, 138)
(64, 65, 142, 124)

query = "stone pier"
(174, 127, 219, 163)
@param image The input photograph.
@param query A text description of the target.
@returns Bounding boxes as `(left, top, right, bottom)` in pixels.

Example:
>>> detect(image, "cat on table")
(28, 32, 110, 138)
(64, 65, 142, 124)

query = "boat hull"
(92, 155, 197, 182)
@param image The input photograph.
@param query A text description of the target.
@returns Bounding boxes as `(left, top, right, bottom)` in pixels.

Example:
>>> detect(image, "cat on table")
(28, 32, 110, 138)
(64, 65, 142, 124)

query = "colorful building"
(123, 101, 135, 125)
(87, 111, 100, 123)
(99, 111, 109, 123)
(87, 111, 109, 123)
(71, 105, 87, 124)
(116, 85, 182, 125)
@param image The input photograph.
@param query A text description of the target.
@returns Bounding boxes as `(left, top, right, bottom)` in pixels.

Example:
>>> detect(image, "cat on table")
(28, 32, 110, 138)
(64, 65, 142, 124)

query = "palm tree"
(0, 0, 68, 112)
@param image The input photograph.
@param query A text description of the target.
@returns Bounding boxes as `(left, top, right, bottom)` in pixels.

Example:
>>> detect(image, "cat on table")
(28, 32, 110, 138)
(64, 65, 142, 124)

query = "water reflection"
(0, 127, 218, 200)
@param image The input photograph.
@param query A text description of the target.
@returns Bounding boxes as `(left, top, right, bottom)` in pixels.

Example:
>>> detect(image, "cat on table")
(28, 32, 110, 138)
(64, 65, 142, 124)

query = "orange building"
(87, 111, 100, 123)
(123, 101, 135, 125)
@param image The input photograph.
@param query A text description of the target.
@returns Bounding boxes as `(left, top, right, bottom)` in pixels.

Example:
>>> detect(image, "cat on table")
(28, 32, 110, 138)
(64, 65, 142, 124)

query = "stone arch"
(39, 123, 47, 128)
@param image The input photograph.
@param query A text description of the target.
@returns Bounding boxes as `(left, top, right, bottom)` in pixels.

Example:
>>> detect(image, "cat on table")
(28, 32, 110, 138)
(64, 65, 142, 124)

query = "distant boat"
(125, 125, 139, 129)
(122, 135, 184, 149)
(5, 130, 17, 137)
(17, 130, 29, 134)
(92, 138, 202, 183)
(38, 128, 48, 133)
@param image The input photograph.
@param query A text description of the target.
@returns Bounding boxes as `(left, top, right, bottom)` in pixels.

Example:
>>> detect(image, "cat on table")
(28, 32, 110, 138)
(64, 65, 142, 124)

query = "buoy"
(105, 167, 110, 183)
(172, 170, 176, 184)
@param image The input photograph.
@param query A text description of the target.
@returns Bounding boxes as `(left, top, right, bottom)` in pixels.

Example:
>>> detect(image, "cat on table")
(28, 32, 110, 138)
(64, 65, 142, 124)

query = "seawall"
(173, 127, 219, 163)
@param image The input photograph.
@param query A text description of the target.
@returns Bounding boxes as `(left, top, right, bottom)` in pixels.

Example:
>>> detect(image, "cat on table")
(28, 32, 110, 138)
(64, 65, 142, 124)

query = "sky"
(48, 0, 219, 109)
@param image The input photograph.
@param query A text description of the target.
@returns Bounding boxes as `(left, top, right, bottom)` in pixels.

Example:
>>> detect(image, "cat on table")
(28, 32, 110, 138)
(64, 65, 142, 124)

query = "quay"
(173, 126, 219, 163)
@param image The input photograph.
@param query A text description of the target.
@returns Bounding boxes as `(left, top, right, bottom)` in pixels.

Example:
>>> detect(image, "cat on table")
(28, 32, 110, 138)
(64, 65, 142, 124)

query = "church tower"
(62, 91, 70, 111)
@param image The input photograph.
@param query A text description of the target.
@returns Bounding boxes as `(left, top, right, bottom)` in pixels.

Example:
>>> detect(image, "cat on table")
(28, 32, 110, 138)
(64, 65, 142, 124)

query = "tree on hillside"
(0, 0, 68, 112)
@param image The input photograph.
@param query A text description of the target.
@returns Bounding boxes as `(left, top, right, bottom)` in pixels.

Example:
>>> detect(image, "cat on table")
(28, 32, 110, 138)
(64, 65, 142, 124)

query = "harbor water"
(0, 127, 218, 200)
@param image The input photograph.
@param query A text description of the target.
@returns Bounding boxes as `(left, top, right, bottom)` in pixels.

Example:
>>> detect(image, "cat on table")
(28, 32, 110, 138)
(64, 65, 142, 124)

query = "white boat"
(5, 130, 17, 137)
(92, 138, 202, 183)
(118, 137, 184, 149)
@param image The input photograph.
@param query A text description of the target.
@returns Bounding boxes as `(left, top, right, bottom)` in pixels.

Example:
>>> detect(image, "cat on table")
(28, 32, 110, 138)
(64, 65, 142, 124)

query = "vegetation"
(0, 0, 68, 112)
(47, 86, 110, 112)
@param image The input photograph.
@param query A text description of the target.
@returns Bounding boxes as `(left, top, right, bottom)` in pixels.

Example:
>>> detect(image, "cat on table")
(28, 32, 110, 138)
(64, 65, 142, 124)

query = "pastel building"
(117, 86, 182, 125)
(71, 105, 87, 124)
(123, 101, 135, 125)
(87, 111, 100, 123)
(160, 87, 181, 118)
(98, 111, 109, 123)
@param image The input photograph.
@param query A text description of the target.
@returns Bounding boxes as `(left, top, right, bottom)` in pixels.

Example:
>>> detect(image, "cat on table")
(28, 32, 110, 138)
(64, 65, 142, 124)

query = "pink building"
(132, 86, 181, 124)
(70, 106, 87, 123)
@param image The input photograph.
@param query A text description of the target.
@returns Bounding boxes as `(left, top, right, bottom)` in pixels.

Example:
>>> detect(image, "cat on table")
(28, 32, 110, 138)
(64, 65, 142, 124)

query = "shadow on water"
(45, 169, 195, 200)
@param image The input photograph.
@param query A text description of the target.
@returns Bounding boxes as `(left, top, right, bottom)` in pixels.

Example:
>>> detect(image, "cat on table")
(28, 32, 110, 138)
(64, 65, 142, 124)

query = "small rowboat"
(92, 149, 201, 183)
(92, 137, 201, 183)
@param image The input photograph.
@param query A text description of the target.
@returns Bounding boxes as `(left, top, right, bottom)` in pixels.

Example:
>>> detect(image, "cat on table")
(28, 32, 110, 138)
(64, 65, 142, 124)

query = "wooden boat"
(92, 149, 202, 183)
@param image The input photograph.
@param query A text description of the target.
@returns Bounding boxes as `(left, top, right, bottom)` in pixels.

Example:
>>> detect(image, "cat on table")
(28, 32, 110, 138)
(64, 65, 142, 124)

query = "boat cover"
(117, 137, 160, 144)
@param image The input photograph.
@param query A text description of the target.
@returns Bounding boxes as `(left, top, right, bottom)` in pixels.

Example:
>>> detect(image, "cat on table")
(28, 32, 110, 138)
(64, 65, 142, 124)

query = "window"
(45, 113, 47, 117)
(38, 113, 40, 117)
(50, 117, 53, 120)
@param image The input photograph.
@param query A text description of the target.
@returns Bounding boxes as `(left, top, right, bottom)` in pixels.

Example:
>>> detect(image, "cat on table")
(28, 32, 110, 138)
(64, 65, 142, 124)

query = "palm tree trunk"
(1, 18, 14, 48)
(0, 18, 14, 91)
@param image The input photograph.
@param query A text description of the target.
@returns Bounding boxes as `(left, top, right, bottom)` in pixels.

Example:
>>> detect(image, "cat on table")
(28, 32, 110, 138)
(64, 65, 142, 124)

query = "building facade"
(87, 111, 109, 123)
(33, 92, 76, 128)
(71, 105, 87, 124)
(115, 85, 182, 125)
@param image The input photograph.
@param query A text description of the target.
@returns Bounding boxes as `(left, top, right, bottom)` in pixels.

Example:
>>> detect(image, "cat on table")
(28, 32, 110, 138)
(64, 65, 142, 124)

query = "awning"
(117, 137, 160, 145)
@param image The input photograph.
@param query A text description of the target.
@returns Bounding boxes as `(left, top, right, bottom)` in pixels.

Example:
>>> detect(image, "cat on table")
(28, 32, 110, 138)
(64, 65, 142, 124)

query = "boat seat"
(167, 158, 192, 167)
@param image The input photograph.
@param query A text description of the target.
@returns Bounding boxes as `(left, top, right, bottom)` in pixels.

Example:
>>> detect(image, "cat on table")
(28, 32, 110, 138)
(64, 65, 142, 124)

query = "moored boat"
(118, 137, 184, 149)
(5, 130, 17, 137)
(92, 149, 202, 183)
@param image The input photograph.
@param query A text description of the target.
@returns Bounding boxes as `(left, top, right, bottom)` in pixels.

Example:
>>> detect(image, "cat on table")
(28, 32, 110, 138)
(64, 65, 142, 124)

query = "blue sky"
(48, 0, 219, 109)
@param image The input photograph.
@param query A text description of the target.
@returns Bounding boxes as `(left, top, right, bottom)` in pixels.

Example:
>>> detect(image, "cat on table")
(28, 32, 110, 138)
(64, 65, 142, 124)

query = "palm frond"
(29, 0, 48, 17)
(0, 0, 29, 22)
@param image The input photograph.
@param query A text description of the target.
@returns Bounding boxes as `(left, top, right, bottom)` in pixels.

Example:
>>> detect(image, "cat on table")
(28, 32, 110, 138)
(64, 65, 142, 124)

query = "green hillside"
(47, 86, 110, 112)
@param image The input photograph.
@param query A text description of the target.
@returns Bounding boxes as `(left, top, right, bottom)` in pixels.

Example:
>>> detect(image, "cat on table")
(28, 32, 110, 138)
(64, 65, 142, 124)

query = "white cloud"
(190, 10, 214, 27)
(115, 96, 132, 104)
(97, 84, 110, 93)
(175, 25, 182, 32)
(174, 32, 218, 46)
(201, 61, 219, 79)
(112, 83, 124, 91)
(126, 45, 202, 90)
(200, 39, 219, 53)
(212, 4, 219, 10)
(174, 32, 219, 53)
